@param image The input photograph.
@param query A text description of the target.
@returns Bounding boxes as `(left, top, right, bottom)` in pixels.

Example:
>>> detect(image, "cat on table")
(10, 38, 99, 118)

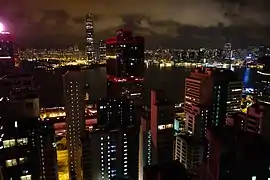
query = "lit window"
(19, 157, 27, 164)
(3, 139, 16, 148)
(158, 125, 165, 130)
(20, 175, 32, 180)
(17, 138, 28, 146)
(166, 124, 173, 128)
(158, 124, 173, 130)
(6, 159, 17, 167)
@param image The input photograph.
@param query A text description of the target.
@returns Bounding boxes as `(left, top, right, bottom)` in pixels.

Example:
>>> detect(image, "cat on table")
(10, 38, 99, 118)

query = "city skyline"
(1, 0, 270, 48)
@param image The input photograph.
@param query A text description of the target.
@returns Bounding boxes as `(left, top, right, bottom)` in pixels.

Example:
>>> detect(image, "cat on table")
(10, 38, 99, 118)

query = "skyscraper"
(82, 125, 139, 180)
(85, 13, 95, 61)
(39, 121, 58, 180)
(149, 90, 174, 165)
(184, 68, 213, 115)
(180, 68, 242, 171)
(223, 42, 232, 60)
(106, 29, 144, 79)
(81, 30, 144, 180)
(185, 68, 242, 127)
(106, 29, 144, 104)
(256, 56, 270, 104)
(63, 70, 86, 180)
(174, 135, 204, 170)
(0, 88, 41, 180)
(211, 69, 242, 127)
(98, 40, 106, 61)
(0, 31, 15, 74)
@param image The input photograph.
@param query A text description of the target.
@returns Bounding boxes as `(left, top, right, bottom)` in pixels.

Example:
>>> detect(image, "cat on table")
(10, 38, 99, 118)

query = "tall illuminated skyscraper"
(85, 13, 95, 62)
(63, 70, 86, 180)
(106, 29, 144, 104)
(82, 30, 144, 180)
(223, 43, 232, 60)
(98, 40, 106, 61)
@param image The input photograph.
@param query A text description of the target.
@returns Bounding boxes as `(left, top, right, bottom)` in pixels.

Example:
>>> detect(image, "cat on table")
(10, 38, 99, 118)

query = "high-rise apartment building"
(148, 90, 174, 165)
(185, 68, 242, 127)
(183, 69, 214, 171)
(223, 42, 232, 60)
(184, 68, 213, 114)
(211, 69, 242, 127)
(139, 90, 175, 177)
(90, 96, 139, 180)
(63, 70, 86, 180)
(0, 73, 58, 180)
(106, 29, 144, 104)
(256, 56, 270, 104)
(174, 134, 204, 170)
(0, 74, 34, 96)
(39, 121, 58, 180)
(185, 104, 210, 139)
(85, 13, 95, 61)
(81, 30, 144, 180)
(0, 88, 41, 180)
(226, 103, 270, 137)
(97, 97, 135, 128)
(98, 40, 106, 61)
(106, 29, 144, 79)
(0, 31, 15, 74)
(82, 126, 139, 180)
(181, 68, 242, 172)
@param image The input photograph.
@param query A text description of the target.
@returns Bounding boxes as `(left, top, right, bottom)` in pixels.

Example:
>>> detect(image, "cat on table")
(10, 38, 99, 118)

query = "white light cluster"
(123, 133, 128, 175)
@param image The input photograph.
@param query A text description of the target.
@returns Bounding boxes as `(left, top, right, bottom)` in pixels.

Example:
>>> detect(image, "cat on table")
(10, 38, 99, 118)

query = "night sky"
(1, 0, 270, 49)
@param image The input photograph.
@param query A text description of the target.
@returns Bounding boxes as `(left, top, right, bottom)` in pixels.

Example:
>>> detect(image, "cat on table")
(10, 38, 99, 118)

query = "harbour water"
(33, 67, 256, 108)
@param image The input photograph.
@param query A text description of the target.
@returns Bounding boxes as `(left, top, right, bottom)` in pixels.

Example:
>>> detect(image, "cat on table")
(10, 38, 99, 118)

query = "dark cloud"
(0, 0, 270, 48)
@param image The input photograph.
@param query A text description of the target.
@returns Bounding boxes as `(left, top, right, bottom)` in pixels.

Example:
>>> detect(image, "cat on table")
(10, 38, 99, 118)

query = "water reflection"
(34, 67, 256, 108)
(243, 68, 251, 88)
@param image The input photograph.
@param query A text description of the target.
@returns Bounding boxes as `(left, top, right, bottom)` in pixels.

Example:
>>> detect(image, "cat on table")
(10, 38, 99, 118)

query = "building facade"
(0, 88, 41, 180)
(85, 13, 95, 61)
(63, 70, 86, 180)
(82, 30, 144, 180)
(0, 31, 15, 74)
(174, 134, 204, 170)
(149, 90, 174, 165)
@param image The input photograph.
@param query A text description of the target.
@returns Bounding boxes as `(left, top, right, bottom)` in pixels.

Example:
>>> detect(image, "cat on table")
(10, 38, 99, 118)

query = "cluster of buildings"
(18, 12, 270, 69)
(2, 16, 270, 180)
(145, 45, 270, 65)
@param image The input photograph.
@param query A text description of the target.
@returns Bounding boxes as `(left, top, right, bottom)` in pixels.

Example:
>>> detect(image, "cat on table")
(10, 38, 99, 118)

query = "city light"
(0, 23, 4, 32)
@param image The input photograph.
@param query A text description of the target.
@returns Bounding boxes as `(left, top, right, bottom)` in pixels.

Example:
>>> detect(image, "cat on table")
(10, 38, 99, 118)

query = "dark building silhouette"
(149, 90, 174, 165)
(39, 121, 58, 180)
(106, 29, 144, 79)
(106, 29, 144, 104)
(144, 160, 190, 180)
(0, 31, 15, 74)
(202, 126, 270, 180)
(0, 88, 41, 180)
(210, 69, 242, 127)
